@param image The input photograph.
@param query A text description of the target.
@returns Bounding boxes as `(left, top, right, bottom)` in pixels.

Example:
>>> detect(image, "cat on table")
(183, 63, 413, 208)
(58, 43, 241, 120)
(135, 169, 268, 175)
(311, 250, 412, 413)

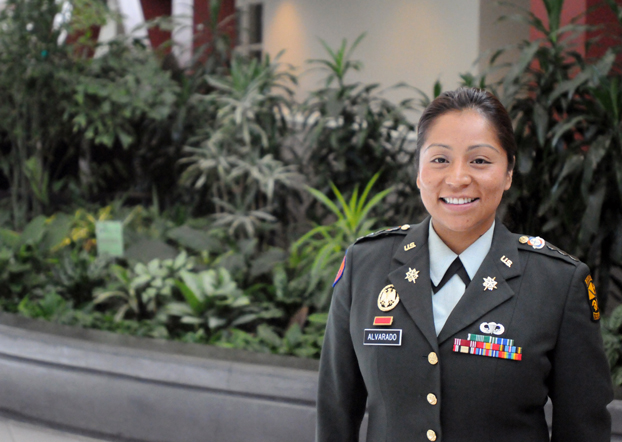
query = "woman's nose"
(445, 162, 472, 187)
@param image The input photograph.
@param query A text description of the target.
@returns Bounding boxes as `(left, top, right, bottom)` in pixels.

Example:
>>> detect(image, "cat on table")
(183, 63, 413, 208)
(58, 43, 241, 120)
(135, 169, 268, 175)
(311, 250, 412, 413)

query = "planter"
(0, 312, 621, 441)
(0, 312, 319, 442)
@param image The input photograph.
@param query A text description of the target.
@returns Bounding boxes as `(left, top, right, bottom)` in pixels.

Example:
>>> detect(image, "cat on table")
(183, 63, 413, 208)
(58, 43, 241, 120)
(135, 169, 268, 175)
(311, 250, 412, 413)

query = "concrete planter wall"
(0, 311, 621, 442)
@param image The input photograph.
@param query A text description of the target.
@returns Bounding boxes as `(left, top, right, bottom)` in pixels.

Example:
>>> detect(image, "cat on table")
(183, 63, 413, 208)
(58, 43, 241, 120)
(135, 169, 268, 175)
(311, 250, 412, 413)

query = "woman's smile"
(441, 197, 477, 205)
(417, 110, 513, 253)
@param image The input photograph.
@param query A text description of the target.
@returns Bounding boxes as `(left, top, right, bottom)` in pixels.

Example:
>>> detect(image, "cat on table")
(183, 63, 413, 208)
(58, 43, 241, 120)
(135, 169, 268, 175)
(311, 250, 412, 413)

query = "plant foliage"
(481, 0, 622, 310)
(301, 34, 418, 224)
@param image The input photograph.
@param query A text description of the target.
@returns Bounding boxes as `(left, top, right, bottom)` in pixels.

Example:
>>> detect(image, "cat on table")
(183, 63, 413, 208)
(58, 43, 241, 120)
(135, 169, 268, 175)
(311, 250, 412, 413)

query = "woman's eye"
(472, 158, 491, 164)
(431, 158, 448, 164)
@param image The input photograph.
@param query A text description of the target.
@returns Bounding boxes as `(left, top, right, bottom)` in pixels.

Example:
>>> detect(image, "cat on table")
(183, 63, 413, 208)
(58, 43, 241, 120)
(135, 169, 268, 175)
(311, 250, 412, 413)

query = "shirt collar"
(428, 220, 495, 285)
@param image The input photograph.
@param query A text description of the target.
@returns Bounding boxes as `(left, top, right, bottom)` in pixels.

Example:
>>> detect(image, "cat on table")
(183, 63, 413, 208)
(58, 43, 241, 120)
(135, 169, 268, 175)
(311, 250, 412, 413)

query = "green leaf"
(579, 184, 606, 247)
(0, 228, 20, 250)
(551, 115, 584, 148)
(177, 271, 204, 310)
(284, 323, 303, 346)
(231, 313, 257, 327)
(208, 316, 227, 330)
(19, 215, 47, 246)
(307, 312, 328, 325)
(40, 213, 73, 252)
(533, 102, 549, 146)
(257, 324, 282, 347)
(543, 0, 564, 38)
(503, 40, 540, 93)
(305, 185, 344, 220)
(551, 50, 615, 104)
(581, 135, 610, 200)
(167, 226, 220, 253)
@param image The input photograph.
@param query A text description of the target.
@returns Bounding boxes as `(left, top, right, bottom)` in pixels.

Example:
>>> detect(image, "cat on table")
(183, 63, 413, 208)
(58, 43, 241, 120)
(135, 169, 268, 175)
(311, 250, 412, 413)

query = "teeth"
(443, 197, 474, 205)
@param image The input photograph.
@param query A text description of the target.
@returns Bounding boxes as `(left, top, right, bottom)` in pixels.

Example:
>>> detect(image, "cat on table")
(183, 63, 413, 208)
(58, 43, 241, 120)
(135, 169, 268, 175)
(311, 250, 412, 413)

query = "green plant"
(212, 312, 327, 358)
(94, 251, 193, 321)
(0, 0, 110, 228)
(291, 173, 393, 309)
(18, 291, 169, 338)
(601, 304, 622, 386)
(483, 0, 622, 309)
(65, 40, 180, 198)
(51, 248, 113, 305)
(0, 214, 73, 301)
(166, 267, 254, 337)
(301, 34, 417, 224)
(180, 53, 302, 237)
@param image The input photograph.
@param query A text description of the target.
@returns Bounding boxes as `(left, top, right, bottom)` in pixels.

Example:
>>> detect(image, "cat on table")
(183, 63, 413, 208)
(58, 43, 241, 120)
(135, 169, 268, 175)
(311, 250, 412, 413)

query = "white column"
(172, 0, 194, 66)
(116, 0, 149, 41)
(96, 0, 149, 56)
(53, 0, 73, 45)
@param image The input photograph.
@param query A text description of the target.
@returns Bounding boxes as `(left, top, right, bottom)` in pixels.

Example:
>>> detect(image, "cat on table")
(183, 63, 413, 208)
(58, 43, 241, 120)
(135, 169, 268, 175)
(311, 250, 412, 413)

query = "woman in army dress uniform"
(316, 88, 613, 442)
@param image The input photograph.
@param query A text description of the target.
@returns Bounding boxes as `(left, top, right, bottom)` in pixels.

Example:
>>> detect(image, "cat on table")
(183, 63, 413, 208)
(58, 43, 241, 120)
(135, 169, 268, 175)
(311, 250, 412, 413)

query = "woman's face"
(417, 110, 513, 248)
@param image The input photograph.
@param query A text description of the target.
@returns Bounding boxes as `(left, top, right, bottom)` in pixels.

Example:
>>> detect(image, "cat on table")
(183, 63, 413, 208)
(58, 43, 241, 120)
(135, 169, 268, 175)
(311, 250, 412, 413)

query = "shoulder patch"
(516, 235, 580, 265)
(355, 226, 409, 244)
(333, 254, 346, 287)
(584, 274, 600, 322)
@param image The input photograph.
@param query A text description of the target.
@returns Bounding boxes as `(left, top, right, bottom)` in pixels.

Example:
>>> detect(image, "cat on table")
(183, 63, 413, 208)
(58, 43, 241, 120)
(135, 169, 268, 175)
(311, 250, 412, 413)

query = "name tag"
(364, 329, 402, 346)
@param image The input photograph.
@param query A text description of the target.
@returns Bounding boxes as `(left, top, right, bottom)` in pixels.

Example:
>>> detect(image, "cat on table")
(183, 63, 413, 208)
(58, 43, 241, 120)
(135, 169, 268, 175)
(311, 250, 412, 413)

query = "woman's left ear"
(505, 168, 513, 191)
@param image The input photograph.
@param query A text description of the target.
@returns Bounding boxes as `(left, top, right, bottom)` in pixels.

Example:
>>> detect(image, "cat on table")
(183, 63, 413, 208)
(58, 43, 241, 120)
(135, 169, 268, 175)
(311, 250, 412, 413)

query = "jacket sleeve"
(549, 262, 613, 442)
(316, 247, 367, 442)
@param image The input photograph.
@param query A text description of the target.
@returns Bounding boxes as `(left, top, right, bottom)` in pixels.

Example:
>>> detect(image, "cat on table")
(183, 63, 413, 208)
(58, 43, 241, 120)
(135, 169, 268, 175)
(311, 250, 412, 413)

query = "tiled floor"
(0, 415, 108, 442)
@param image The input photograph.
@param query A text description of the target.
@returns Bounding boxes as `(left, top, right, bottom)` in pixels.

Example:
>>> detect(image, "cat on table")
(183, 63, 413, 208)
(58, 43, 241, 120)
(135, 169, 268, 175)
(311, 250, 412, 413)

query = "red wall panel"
(140, 0, 172, 51)
(586, 0, 622, 64)
(194, 0, 236, 56)
(529, 0, 622, 64)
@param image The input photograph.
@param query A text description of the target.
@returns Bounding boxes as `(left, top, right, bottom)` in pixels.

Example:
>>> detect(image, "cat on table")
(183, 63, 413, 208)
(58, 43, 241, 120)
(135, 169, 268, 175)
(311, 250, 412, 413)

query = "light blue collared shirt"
(428, 221, 495, 336)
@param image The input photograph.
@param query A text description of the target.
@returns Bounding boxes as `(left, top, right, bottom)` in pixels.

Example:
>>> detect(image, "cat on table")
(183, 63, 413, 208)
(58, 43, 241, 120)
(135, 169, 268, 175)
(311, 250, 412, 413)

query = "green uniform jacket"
(316, 218, 613, 442)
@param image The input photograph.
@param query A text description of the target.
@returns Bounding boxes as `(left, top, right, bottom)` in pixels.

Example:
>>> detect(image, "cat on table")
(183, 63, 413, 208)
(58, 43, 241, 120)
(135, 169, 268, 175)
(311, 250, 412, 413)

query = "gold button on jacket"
(428, 352, 438, 365)
(316, 218, 612, 442)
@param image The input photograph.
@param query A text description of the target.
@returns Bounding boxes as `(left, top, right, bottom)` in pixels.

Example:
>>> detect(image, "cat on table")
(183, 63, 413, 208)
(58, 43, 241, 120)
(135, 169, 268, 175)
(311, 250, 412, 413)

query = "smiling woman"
(417, 110, 513, 254)
(316, 88, 613, 442)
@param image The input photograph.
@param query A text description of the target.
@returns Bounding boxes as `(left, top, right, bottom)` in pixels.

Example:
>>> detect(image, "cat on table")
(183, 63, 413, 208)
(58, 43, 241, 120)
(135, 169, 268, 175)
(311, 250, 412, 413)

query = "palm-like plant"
(301, 34, 417, 224)
(291, 173, 393, 308)
(212, 194, 276, 238)
(180, 53, 302, 238)
(482, 0, 621, 309)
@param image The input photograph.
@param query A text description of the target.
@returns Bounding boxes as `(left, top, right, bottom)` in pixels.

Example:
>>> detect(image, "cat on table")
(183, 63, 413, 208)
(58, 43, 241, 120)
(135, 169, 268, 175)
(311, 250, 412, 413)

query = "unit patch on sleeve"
(584, 274, 600, 321)
(332, 254, 346, 287)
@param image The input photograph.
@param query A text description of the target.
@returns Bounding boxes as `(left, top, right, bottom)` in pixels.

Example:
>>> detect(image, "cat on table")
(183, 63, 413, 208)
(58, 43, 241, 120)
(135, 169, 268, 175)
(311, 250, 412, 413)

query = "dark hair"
(416, 88, 516, 171)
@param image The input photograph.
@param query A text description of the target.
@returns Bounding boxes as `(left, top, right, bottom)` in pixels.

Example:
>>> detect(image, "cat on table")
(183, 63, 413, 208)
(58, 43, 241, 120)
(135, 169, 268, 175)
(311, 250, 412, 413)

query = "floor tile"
(1, 415, 106, 442)
(0, 416, 16, 442)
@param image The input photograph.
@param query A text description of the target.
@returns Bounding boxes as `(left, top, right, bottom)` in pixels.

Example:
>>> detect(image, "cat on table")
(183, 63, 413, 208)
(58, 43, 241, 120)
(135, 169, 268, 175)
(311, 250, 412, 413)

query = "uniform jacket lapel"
(437, 221, 522, 344)
(388, 218, 438, 351)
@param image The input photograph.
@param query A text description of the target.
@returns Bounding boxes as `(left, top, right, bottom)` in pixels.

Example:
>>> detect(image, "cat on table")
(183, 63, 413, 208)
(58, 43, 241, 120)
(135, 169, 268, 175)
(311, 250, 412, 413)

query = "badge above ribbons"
(480, 321, 505, 335)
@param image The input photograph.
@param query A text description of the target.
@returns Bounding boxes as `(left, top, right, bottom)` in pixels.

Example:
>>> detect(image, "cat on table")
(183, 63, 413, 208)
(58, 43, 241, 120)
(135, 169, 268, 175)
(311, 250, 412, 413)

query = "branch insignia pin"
(405, 267, 420, 284)
(500, 255, 512, 267)
(404, 242, 416, 251)
(483, 276, 498, 291)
